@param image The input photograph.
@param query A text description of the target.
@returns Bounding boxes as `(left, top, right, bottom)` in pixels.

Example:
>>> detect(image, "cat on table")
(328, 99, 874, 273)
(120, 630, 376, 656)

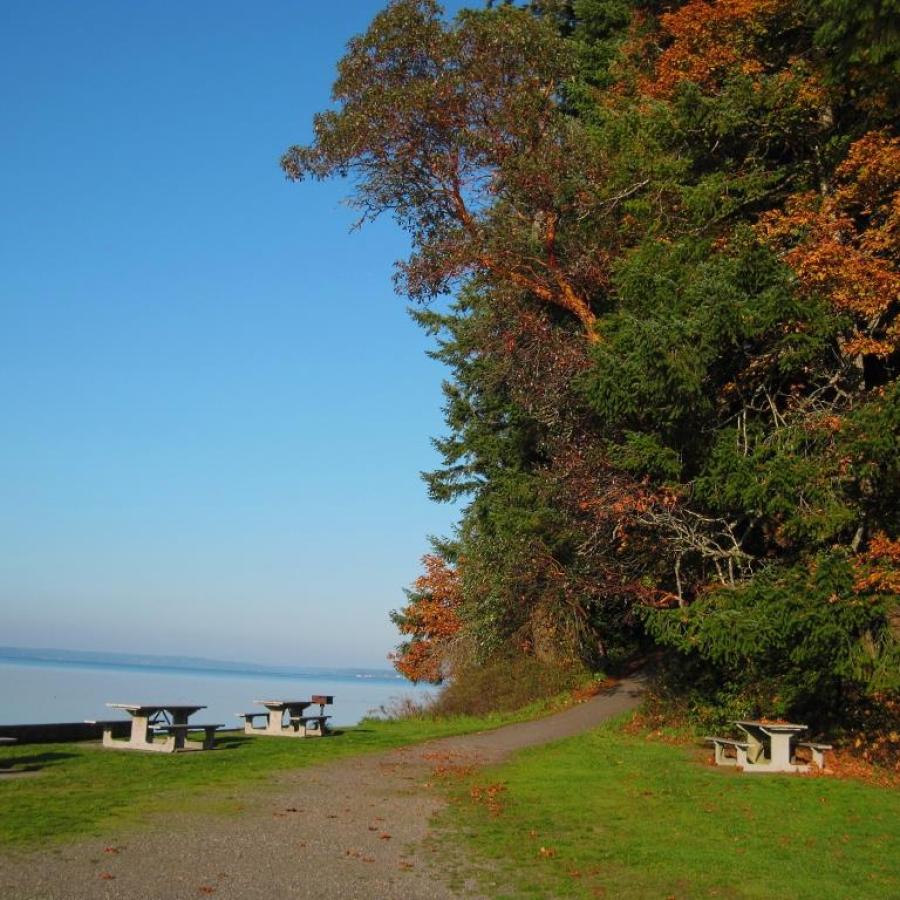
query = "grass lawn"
(0, 709, 534, 849)
(438, 719, 899, 899)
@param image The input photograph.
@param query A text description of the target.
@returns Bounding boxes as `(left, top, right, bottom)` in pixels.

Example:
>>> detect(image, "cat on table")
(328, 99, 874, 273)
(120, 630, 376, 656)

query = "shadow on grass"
(0, 751, 79, 773)
(213, 735, 250, 751)
(210, 730, 349, 750)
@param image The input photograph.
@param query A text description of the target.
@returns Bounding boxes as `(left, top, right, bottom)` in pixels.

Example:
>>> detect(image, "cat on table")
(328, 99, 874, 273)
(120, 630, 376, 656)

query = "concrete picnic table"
(734, 721, 807, 771)
(90, 703, 223, 753)
(707, 721, 831, 773)
(238, 697, 332, 738)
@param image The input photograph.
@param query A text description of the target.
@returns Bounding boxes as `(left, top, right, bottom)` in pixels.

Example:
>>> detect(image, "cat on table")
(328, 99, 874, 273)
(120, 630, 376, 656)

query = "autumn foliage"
(293, 1, 899, 739)
(644, 0, 793, 98)
(390, 555, 461, 683)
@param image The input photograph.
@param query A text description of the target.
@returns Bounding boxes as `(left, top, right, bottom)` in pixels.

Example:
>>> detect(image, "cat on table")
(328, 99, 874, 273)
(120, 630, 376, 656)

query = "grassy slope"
(0, 709, 537, 848)
(439, 719, 899, 899)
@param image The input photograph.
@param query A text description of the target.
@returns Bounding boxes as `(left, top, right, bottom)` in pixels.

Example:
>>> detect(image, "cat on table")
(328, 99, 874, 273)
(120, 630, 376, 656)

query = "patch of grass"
(438, 717, 900, 899)
(0, 709, 534, 848)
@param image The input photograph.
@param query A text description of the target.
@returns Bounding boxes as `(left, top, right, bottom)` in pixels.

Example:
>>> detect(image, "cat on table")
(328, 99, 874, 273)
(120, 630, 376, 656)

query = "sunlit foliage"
(290, 0, 898, 734)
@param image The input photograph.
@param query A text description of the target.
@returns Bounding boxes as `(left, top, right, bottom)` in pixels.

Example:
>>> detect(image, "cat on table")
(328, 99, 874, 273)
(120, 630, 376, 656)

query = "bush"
(431, 653, 590, 717)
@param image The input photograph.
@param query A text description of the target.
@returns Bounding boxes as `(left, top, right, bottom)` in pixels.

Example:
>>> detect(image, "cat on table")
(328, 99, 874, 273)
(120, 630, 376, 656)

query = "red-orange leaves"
(757, 131, 900, 360)
(853, 533, 900, 597)
(644, 0, 791, 98)
(390, 555, 462, 683)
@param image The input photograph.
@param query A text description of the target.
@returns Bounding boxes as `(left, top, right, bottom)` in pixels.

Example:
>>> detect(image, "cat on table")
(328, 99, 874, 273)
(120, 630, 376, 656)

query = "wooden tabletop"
(106, 703, 206, 715)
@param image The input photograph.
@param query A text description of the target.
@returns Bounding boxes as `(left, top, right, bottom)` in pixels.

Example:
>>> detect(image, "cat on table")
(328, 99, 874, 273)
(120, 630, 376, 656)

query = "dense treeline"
(287, 1, 899, 743)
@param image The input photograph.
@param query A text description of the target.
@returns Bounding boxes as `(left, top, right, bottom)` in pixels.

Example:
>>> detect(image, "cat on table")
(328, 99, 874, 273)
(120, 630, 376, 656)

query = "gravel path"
(0, 677, 643, 899)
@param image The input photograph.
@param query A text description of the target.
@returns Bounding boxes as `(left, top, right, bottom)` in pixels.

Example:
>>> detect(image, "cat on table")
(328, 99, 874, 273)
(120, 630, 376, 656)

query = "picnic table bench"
(705, 736, 749, 767)
(289, 715, 330, 735)
(796, 740, 832, 769)
(150, 723, 224, 751)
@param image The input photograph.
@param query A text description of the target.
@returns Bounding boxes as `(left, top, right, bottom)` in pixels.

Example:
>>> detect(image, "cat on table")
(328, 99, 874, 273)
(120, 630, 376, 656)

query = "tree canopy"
(288, 0, 898, 749)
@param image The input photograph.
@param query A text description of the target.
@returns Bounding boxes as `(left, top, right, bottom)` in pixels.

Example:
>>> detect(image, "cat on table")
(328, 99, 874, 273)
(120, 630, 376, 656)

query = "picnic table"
(707, 721, 831, 773)
(90, 703, 223, 753)
(238, 697, 332, 738)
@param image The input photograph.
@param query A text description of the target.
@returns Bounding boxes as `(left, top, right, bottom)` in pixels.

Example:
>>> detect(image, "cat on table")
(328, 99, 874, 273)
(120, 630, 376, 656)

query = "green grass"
(0, 709, 536, 848)
(438, 719, 900, 899)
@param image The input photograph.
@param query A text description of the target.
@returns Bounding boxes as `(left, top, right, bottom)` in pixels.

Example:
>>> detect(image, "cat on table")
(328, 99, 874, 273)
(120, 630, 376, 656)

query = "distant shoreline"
(0, 645, 404, 683)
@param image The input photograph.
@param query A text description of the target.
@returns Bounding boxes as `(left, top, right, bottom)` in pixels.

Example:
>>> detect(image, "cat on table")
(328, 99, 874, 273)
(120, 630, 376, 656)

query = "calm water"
(0, 659, 435, 726)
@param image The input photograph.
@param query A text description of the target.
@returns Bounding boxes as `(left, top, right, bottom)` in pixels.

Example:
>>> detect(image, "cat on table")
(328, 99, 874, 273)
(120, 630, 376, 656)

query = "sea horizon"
(0, 649, 433, 727)
(0, 644, 403, 681)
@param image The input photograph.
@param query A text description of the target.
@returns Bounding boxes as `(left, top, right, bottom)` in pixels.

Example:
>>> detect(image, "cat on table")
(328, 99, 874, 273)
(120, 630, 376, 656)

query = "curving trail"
(0, 677, 643, 899)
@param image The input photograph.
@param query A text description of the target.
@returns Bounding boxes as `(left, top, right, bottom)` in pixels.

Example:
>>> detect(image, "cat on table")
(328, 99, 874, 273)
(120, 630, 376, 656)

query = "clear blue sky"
(0, 1, 469, 668)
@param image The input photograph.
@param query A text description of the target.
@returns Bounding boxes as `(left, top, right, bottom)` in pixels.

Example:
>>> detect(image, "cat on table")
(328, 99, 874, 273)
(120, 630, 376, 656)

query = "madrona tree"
(282, 0, 639, 341)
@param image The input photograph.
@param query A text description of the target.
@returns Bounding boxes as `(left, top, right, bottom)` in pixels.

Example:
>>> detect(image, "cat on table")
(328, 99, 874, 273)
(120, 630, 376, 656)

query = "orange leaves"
(642, 0, 791, 98)
(852, 533, 900, 597)
(469, 781, 507, 817)
(391, 641, 443, 684)
(391, 554, 462, 683)
(408, 555, 463, 640)
(757, 131, 900, 361)
(834, 131, 900, 224)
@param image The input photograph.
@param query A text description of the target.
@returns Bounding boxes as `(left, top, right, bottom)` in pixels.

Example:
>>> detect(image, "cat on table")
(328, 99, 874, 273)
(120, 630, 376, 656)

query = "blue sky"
(0, 1, 470, 668)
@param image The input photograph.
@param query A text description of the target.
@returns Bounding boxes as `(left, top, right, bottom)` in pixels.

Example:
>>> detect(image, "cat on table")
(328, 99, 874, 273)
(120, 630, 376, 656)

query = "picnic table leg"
(170, 711, 190, 750)
(243, 716, 256, 735)
(202, 727, 217, 750)
(712, 742, 732, 766)
(265, 710, 284, 735)
(769, 733, 793, 770)
(745, 732, 765, 764)
(127, 714, 152, 749)
(101, 724, 116, 748)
